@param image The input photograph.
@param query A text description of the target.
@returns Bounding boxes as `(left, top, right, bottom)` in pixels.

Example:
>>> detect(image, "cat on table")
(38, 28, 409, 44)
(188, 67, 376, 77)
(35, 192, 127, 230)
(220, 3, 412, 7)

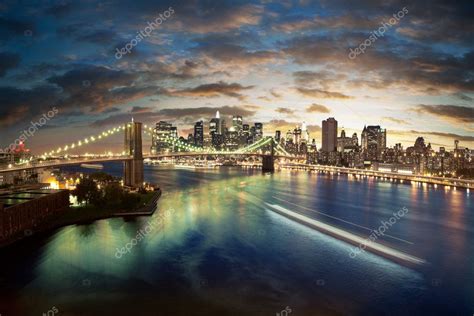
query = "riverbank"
(0, 189, 161, 248)
(280, 163, 473, 190)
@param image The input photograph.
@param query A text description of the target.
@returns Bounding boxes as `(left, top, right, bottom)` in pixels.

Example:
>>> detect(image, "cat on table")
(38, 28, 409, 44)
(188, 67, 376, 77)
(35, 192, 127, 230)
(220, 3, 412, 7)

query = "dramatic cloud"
(131, 106, 153, 113)
(293, 70, 347, 89)
(91, 105, 259, 127)
(413, 104, 474, 126)
(274, 14, 381, 33)
(58, 24, 120, 44)
(306, 103, 331, 113)
(164, 81, 254, 100)
(193, 38, 281, 66)
(168, 3, 264, 34)
(382, 117, 409, 125)
(296, 87, 353, 99)
(0, 17, 35, 38)
(275, 107, 295, 115)
(157, 105, 258, 118)
(1, 0, 472, 151)
(391, 129, 474, 144)
(265, 119, 321, 135)
(48, 65, 158, 113)
(270, 89, 282, 99)
(0, 86, 61, 126)
(0, 52, 21, 77)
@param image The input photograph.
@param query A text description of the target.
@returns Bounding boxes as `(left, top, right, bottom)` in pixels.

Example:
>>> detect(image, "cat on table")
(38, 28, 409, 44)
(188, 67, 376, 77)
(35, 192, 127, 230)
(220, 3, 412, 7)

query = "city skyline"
(0, 1, 473, 154)
(130, 114, 470, 154)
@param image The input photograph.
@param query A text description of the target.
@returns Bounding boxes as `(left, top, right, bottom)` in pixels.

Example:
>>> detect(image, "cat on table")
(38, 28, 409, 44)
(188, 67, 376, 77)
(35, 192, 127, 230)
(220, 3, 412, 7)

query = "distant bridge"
(0, 121, 300, 184)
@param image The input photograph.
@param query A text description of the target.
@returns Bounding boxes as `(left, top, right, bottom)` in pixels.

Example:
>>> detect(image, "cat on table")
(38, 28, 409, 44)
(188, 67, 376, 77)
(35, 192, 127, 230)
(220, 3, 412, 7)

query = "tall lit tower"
(301, 121, 309, 142)
(194, 121, 204, 147)
(210, 110, 222, 135)
(321, 117, 338, 152)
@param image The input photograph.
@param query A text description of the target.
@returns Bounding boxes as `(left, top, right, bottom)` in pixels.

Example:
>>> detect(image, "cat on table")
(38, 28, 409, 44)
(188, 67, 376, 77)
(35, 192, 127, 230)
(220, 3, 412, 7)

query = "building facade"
(322, 117, 338, 152)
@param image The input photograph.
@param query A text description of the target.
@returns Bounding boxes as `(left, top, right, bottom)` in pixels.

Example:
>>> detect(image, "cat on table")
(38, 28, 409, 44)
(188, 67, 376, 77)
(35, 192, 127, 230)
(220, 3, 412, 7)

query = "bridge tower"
(123, 119, 144, 188)
(262, 138, 275, 173)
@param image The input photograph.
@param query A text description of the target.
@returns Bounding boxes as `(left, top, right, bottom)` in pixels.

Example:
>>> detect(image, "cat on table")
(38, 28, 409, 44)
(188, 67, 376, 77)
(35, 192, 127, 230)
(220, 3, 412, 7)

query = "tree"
(89, 172, 115, 182)
(104, 182, 123, 206)
(73, 178, 102, 205)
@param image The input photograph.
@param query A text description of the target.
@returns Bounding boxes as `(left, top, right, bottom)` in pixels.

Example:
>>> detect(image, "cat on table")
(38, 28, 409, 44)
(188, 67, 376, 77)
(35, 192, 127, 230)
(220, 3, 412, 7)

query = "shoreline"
(279, 163, 473, 190)
(0, 189, 161, 249)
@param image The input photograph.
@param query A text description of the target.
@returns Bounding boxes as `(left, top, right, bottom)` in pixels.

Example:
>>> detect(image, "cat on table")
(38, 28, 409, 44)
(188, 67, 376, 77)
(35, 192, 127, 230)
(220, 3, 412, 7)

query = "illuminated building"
(361, 125, 386, 161)
(194, 121, 204, 147)
(337, 129, 353, 152)
(232, 116, 243, 132)
(150, 121, 178, 154)
(254, 123, 263, 141)
(0, 189, 69, 242)
(275, 130, 281, 143)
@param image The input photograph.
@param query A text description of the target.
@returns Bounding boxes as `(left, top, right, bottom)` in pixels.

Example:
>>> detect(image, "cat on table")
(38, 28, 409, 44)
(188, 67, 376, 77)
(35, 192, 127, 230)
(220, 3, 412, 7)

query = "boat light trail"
(272, 196, 413, 245)
(265, 203, 425, 265)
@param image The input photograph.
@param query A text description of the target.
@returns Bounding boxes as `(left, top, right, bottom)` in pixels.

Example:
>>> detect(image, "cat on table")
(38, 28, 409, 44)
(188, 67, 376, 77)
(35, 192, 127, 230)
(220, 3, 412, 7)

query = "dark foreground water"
(0, 164, 473, 315)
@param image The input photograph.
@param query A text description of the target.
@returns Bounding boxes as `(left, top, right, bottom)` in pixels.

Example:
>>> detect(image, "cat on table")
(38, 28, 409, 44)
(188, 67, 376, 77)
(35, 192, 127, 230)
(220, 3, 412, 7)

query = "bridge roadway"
(0, 152, 300, 174)
(2, 155, 470, 189)
(280, 162, 474, 189)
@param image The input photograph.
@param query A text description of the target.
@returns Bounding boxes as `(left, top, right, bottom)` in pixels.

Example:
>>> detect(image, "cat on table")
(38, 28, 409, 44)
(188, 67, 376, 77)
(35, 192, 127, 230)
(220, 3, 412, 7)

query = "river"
(0, 164, 472, 315)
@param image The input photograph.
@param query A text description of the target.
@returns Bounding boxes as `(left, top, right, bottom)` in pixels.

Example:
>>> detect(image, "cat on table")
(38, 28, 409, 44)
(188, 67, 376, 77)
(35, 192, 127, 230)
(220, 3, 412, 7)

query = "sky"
(0, 0, 473, 154)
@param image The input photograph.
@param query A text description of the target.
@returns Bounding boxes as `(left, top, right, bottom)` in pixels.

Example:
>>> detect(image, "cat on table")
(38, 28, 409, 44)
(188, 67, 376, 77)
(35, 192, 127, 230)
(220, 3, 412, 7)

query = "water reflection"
(0, 165, 472, 315)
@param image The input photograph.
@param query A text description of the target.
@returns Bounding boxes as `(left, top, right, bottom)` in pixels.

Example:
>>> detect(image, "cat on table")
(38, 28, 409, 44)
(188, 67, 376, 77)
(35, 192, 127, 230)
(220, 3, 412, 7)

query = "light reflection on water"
(0, 164, 472, 315)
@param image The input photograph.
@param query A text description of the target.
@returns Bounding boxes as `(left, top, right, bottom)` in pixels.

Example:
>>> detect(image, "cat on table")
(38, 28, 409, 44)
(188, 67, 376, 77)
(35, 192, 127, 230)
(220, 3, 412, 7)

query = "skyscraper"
(361, 125, 386, 161)
(254, 123, 263, 141)
(301, 121, 309, 142)
(322, 117, 338, 152)
(210, 111, 222, 135)
(242, 124, 251, 144)
(194, 121, 204, 147)
(352, 133, 358, 146)
(336, 128, 353, 152)
(232, 115, 243, 132)
(293, 126, 302, 146)
(275, 130, 281, 142)
(209, 119, 218, 136)
(150, 121, 177, 154)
